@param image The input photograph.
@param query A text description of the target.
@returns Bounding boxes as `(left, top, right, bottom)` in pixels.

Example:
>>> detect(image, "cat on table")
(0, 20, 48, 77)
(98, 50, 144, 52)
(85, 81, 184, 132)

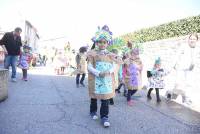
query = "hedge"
(120, 15, 200, 43)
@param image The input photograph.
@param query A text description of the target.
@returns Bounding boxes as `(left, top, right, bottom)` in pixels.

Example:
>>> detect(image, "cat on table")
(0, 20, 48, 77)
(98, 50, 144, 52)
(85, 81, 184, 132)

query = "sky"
(0, 0, 200, 49)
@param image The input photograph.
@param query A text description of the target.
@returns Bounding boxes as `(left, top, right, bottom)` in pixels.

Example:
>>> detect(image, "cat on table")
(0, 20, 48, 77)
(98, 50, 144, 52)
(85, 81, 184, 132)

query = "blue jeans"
(4, 55, 18, 78)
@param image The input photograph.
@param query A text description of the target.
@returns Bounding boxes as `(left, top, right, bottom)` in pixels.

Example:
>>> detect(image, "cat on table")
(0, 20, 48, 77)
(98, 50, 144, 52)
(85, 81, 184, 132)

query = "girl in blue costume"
(87, 25, 122, 127)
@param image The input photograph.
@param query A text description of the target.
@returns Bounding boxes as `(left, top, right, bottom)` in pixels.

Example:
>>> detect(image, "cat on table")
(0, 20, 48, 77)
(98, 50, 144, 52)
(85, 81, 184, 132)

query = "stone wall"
(140, 34, 200, 111)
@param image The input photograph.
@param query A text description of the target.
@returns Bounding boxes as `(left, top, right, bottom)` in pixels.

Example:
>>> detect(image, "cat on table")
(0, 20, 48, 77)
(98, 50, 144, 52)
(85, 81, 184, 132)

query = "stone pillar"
(0, 69, 8, 102)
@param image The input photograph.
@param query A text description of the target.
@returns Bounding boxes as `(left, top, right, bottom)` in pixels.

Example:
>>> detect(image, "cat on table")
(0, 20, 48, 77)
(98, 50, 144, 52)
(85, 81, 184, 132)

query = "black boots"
(147, 88, 161, 102)
(155, 88, 161, 102)
(147, 88, 153, 100)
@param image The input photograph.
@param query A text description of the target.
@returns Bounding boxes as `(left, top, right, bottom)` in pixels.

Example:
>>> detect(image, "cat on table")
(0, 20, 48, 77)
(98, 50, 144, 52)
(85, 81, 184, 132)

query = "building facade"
(24, 20, 40, 52)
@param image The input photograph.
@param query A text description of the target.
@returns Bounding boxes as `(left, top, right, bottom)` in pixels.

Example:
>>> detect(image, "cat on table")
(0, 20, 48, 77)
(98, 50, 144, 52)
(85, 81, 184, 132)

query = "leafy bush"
(120, 15, 200, 43)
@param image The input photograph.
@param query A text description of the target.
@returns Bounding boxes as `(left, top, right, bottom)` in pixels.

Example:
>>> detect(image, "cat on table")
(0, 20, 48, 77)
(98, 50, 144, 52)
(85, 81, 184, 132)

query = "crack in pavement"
(72, 122, 96, 134)
(48, 78, 97, 133)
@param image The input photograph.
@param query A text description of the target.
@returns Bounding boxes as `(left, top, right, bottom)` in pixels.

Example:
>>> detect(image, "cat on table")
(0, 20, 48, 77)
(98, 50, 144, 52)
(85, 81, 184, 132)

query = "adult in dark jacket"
(0, 27, 22, 82)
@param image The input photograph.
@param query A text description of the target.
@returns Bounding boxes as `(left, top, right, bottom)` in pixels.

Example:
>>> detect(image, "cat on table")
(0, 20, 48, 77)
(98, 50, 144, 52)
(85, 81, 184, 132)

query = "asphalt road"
(0, 67, 200, 134)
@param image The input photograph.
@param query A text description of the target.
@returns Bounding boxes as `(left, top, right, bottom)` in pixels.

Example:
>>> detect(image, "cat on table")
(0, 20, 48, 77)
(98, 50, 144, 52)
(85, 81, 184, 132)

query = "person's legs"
(109, 98, 114, 105)
(118, 83, 123, 89)
(127, 90, 134, 106)
(62, 67, 65, 74)
(122, 83, 127, 97)
(127, 90, 132, 102)
(100, 99, 109, 119)
(147, 88, 154, 99)
(22, 69, 28, 81)
(40, 60, 42, 66)
(131, 89, 137, 96)
(44, 60, 46, 66)
(80, 73, 86, 86)
(11, 56, 17, 79)
(61, 67, 65, 74)
(115, 83, 122, 93)
(76, 73, 80, 87)
(167, 93, 171, 100)
(100, 99, 110, 127)
(22, 69, 25, 78)
(60, 67, 63, 73)
(90, 98, 97, 113)
(155, 88, 161, 102)
(90, 98, 98, 119)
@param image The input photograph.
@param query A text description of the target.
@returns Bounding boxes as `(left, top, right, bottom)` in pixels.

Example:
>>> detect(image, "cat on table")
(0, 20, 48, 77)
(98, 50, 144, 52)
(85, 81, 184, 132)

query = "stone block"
(0, 69, 8, 102)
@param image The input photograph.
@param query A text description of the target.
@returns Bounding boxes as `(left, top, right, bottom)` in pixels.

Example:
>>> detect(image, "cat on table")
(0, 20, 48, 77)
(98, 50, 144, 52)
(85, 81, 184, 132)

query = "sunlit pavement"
(0, 66, 200, 134)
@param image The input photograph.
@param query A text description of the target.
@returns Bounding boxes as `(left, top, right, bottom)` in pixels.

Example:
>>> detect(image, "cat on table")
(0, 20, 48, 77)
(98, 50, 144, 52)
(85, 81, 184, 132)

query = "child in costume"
(87, 25, 121, 127)
(90, 43, 119, 105)
(147, 57, 169, 102)
(54, 50, 67, 75)
(115, 54, 128, 97)
(124, 48, 143, 106)
(18, 45, 32, 81)
(75, 46, 87, 87)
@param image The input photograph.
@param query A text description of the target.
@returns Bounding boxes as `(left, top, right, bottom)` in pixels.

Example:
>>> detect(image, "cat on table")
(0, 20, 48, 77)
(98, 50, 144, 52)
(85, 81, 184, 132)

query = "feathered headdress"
(155, 57, 161, 65)
(92, 25, 113, 45)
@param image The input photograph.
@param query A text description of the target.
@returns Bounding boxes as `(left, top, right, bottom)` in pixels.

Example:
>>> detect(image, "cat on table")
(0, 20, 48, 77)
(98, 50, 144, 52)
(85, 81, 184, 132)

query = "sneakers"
(11, 78, 17, 82)
(90, 112, 98, 120)
(101, 117, 110, 128)
(90, 113, 110, 127)
(147, 95, 152, 100)
(80, 83, 85, 87)
(157, 99, 161, 103)
(127, 100, 133, 106)
(77, 83, 85, 88)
